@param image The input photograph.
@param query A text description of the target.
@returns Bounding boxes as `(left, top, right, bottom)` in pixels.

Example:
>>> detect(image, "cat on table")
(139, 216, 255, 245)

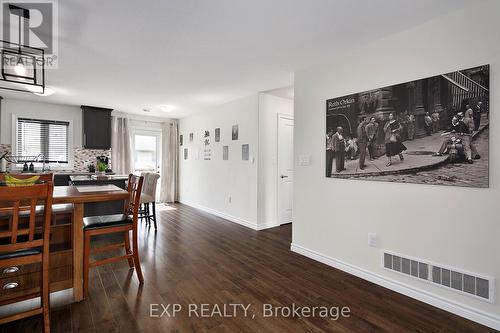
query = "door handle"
(280, 175, 288, 179)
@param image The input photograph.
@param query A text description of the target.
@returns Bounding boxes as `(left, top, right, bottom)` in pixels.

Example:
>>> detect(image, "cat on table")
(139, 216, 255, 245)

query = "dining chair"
(0, 180, 54, 332)
(139, 172, 160, 229)
(0, 173, 73, 223)
(82, 174, 144, 298)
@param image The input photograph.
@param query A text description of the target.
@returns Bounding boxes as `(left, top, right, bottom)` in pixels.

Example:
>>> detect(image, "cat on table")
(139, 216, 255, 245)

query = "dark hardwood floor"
(0, 203, 495, 332)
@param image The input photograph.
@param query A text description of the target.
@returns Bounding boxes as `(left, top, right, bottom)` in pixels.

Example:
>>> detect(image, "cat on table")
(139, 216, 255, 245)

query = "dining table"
(52, 185, 129, 302)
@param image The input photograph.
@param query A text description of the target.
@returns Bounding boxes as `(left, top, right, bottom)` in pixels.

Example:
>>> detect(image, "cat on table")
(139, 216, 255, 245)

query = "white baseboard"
(290, 243, 500, 331)
(180, 200, 259, 230)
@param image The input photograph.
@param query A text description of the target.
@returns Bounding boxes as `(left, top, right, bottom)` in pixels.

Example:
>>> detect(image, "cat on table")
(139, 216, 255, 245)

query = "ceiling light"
(0, 5, 45, 94)
(159, 105, 176, 113)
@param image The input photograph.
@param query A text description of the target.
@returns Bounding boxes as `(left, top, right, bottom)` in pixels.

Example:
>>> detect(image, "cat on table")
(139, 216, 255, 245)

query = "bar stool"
(139, 172, 160, 229)
(82, 174, 144, 298)
(0, 180, 54, 333)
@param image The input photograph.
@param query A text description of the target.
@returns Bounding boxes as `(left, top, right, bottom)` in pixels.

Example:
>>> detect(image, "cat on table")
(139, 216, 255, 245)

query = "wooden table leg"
(72, 203, 84, 301)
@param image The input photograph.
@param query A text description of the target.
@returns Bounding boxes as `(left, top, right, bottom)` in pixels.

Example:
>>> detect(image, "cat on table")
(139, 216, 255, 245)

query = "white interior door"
(131, 129, 162, 200)
(277, 115, 294, 225)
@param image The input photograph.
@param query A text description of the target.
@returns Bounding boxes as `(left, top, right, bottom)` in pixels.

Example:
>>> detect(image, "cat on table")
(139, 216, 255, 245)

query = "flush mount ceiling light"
(0, 5, 45, 94)
(159, 105, 176, 113)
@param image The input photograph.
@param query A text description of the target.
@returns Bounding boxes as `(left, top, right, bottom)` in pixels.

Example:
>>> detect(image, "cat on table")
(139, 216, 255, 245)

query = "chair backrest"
(0, 182, 53, 254)
(124, 174, 144, 223)
(141, 172, 160, 200)
(0, 173, 54, 182)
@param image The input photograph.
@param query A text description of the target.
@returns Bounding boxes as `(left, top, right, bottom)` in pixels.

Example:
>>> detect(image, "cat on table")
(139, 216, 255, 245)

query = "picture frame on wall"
(325, 64, 489, 188)
(232, 125, 239, 140)
(242, 144, 249, 161)
(215, 128, 220, 142)
(223, 145, 229, 160)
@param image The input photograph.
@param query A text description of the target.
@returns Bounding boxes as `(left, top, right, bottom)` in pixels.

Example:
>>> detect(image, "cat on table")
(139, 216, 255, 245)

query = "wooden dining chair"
(82, 174, 144, 298)
(0, 173, 72, 222)
(0, 181, 54, 333)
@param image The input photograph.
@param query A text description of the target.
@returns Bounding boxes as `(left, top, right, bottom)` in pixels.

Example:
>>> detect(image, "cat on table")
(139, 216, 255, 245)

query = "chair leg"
(42, 256, 50, 333)
(124, 231, 134, 268)
(152, 202, 157, 230)
(83, 232, 91, 298)
(132, 229, 144, 284)
(146, 203, 151, 224)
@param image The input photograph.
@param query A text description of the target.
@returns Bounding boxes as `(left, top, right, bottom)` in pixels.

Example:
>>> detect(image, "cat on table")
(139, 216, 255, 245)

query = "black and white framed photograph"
(189, 133, 194, 143)
(215, 128, 220, 142)
(184, 148, 188, 160)
(325, 64, 489, 188)
(242, 144, 249, 161)
(232, 125, 239, 140)
(180, 134, 183, 146)
(223, 146, 229, 160)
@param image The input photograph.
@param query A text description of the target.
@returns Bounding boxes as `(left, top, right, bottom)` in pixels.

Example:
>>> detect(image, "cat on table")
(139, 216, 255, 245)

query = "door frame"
(130, 128, 162, 173)
(276, 113, 294, 225)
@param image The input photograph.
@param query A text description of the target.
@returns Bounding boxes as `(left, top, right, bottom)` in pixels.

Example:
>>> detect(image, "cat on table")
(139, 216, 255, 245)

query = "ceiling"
(0, 0, 473, 118)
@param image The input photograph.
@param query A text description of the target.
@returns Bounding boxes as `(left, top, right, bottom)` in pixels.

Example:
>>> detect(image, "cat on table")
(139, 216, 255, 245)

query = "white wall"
(292, 1, 499, 329)
(178, 95, 260, 229)
(0, 98, 82, 146)
(257, 93, 293, 228)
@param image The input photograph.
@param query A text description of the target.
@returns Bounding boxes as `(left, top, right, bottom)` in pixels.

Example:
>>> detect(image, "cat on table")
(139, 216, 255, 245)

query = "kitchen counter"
(68, 175, 128, 217)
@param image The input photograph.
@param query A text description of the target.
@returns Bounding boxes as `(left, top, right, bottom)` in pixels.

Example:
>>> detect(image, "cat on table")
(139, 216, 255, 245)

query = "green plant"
(97, 161, 107, 172)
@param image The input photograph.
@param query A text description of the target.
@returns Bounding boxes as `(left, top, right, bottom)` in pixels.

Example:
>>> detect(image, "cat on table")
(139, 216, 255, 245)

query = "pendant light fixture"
(0, 4, 45, 94)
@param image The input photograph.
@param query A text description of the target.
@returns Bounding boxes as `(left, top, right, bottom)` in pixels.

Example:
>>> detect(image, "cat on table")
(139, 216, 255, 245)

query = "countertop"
(70, 175, 128, 182)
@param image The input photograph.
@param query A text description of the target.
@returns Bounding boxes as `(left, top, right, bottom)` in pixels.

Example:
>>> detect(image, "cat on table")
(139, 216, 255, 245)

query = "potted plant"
(96, 160, 107, 177)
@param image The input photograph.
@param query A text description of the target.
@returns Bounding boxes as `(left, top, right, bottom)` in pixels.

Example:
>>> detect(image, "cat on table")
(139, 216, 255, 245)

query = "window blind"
(16, 118, 70, 163)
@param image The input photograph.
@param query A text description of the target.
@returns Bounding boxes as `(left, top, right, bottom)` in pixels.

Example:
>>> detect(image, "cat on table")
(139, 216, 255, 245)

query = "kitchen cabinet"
(81, 105, 113, 149)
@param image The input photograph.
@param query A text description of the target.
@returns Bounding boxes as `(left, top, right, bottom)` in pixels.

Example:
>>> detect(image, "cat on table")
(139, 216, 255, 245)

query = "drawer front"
(0, 251, 72, 279)
(0, 266, 72, 300)
(0, 263, 39, 279)
(0, 272, 40, 297)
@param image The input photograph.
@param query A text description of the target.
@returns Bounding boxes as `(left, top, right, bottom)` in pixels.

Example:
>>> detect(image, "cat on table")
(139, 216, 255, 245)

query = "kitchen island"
(69, 175, 129, 217)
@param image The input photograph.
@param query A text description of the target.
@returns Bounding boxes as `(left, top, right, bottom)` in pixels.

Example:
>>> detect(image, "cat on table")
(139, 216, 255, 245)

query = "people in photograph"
(345, 136, 358, 160)
(433, 115, 474, 163)
(332, 127, 346, 172)
(474, 101, 483, 131)
(326, 128, 335, 177)
(357, 117, 369, 170)
(424, 112, 433, 136)
(366, 117, 378, 160)
(407, 111, 416, 140)
(384, 113, 407, 167)
(462, 110, 481, 159)
(431, 111, 440, 133)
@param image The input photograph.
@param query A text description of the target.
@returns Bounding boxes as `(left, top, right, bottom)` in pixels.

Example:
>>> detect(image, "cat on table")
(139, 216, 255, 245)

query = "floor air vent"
(383, 251, 494, 303)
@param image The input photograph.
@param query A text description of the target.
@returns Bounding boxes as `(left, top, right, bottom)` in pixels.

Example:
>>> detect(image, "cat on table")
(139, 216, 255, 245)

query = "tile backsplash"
(0, 143, 111, 172)
(73, 147, 111, 172)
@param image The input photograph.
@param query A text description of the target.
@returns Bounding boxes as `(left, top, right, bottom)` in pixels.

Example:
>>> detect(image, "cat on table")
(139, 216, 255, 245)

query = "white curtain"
(111, 117, 132, 174)
(160, 121, 179, 203)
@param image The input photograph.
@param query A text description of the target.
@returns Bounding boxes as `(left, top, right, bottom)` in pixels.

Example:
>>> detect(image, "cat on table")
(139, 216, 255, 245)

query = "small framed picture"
(232, 125, 238, 140)
(242, 144, 249, 161)
(215, 128, 221, 142)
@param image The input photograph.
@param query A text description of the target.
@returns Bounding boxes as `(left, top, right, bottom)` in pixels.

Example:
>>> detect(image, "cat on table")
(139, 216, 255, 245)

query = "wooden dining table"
(52, 185, 129, 302)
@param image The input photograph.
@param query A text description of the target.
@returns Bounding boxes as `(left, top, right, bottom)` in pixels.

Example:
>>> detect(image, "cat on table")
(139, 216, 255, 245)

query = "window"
(16, 118, 70, 163)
